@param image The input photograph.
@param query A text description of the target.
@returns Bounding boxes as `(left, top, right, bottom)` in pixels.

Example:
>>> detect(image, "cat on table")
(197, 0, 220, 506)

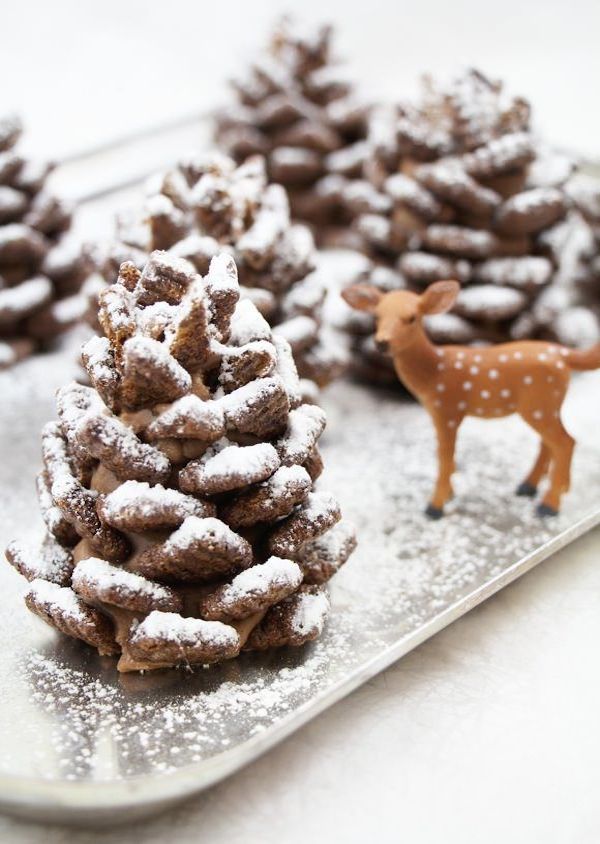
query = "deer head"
(342, 280, 460, 354)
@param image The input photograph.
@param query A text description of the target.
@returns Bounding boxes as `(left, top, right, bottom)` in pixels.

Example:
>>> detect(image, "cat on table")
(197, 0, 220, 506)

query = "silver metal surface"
(0, 340, 599, 826)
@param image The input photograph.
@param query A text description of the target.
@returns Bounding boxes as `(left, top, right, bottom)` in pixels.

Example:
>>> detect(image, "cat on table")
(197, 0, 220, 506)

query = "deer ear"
(419, 280, 460, 315)
(341, 284, 383, 313)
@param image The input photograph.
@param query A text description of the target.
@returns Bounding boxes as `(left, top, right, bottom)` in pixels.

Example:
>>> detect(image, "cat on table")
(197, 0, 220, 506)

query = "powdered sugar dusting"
(1, 349, 600, 785)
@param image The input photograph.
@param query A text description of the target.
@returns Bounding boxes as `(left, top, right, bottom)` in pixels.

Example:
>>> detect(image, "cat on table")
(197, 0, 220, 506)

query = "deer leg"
(516, 441, 550, 497)
(536, 421, 575, 516)
(426, 418, 459, 519)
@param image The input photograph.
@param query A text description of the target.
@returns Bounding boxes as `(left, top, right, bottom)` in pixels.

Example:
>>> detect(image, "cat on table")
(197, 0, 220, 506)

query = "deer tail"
(565, 343, 600, 371)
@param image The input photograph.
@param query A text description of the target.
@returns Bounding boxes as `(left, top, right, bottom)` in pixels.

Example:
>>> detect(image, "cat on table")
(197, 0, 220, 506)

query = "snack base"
(1, 339, 600, 826)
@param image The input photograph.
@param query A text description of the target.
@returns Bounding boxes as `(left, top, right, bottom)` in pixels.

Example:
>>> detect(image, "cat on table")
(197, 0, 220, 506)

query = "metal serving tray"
(0, 341, 599, 827)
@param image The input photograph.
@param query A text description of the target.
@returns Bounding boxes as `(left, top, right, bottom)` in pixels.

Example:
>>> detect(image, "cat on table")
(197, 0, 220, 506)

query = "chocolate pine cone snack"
(213, 17, 370, 241)
(334, 69, 600, 383)
(0, 115, 90, 367)
(92, 153, 347, 391)
(6, 250, 356, 672)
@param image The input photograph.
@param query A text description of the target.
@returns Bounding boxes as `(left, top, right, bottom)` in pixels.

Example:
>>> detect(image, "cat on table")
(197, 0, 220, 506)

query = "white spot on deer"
(447, 420, 457, 429)
(454, 361, 463, 370)
(463, 381, 473, 391)
(475, 408, 484, 415)
(474, 354, 482, 363)
(436, 348, 444, 357)
(514, 352, 523, 360)
(523, 375, 533, 385)
(556, 360, 565, 369)
(470, 365, 479, 375)
(481, 390, 491, 399)
(433, 399, 442, 407)
(437, 363, 445, 372)
(499, 354, 508, 363)
(457, 401, 467, 410)
(488, 369, 499, 379)
(547, 376, 554, 383)
(532, 410, 543, 420)
(538, 353, 547, 362)
(436, 383, 446, 392)
(456, 351, 465, 360)
(560, 348, 569, 357)
(500, 388, 511, 398)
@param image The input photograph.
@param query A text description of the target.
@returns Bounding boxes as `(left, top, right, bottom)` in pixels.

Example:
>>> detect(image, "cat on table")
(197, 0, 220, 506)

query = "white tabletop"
(2, 1, 600, 840)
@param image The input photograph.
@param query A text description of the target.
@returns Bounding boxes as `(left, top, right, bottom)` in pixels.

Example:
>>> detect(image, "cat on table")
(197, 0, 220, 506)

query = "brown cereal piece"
(275, 315, 319, 354)
(98, 480, 215, 532)
(237, 184, 287, 270)
(24, 192, 71, 236)
(219, 464, 312, 529)
(204, 252, 240, 341)
(424, 312, 481, 344)
(270, 147, 323, 185)
(36, 471, 79, 546)
(25, 292, 87, 342)
(199, 556, 303, 621)
(399, 252, 471, 285)
(296, 522, 357, 584)
(471, 256, 553, 292)
(494, 187, 567, 235)
(125, 611, 240, 666)
(147, 395, 225, 441)
(145, 194, 189, 251)
(217, 339, 277, 392)
(294, 338, 347, 388)
(76, 412, 171, 484)
(302, 446, 324, 481)
(0, 275, 52, 327)
(422, 224, 502, 259)
(275, 404, 326, 465)
(119, 336, 191, 409)
(129, 516, 253, 582)
(415, 159, 501, 216)
(41, 420, 83, 490)
(267, 491, 341, 557)
(384, 173, 449, 221)
(272, 334, 303, 408)
(179, 442, 280, 496)
(134, 251, 195, 306)
(219, 376, 290, 438)
(462, 132, 535, 178)
(54, 383, 103, 477)
(51, 471, 130, 563)
(80, 335, 120, 412)
(5, 535, 74, 586)
(25, 578, 119, 655)
(244, 584, 330, 650)
(454, 284, 529, 321)
(98, 280, 137, 358)
(72, 557, 182, 614)
(165, 277, 212, 370)
(168, 233, 220, 274)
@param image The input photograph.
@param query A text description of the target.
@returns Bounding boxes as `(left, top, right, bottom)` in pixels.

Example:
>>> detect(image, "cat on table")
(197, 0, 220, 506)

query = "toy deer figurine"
(342, 280, 600, 519)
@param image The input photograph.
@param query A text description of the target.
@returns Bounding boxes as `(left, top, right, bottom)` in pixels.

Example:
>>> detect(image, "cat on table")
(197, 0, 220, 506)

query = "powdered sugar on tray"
(0, 344, 599, 782)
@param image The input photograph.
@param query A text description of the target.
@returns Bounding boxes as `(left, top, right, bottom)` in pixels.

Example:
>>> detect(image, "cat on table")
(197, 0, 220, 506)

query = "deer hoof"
(516, 482, 537, 498)
(536, 503, 558, 518)
(425, 503, 444, 520)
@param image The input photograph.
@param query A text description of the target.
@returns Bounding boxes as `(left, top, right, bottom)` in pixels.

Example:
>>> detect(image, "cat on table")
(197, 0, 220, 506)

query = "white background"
(2, 1, 600, 841)
(2, 0, 600, 160)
